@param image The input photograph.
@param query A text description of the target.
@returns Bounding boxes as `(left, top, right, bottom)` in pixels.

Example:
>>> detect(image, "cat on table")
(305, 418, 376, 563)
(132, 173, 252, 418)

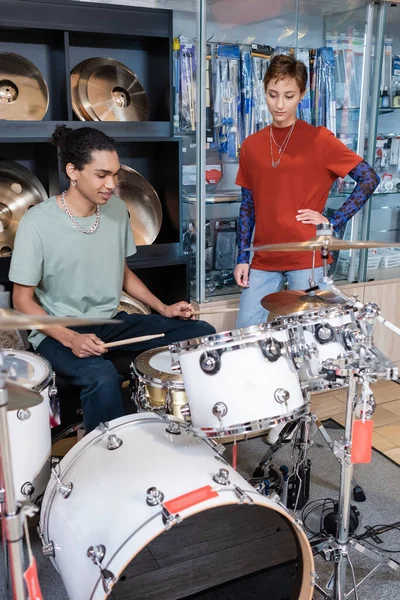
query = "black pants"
(37, 312, 215, 432)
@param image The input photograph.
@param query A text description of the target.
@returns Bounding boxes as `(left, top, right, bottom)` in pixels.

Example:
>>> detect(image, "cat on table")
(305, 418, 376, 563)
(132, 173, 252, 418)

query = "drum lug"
(212, 402, 228, 418)
(42, 541, 55, 557)
(274, 388, 290, 405)
(17, 409, 31, 421)
(259, 338, 282, 362)
(87, 545, 116, 594)
(180, 403, 191, 418)
(165, 419, 181, 435)
(21, 482, 35, 498)
(146, 487, 182, 530)
(51, 462, 73, 499)
(213, 468, 230, 485)
(0, 487, 4, 503)
(199, 351, 221, 375)
(233, 485, 254, 505)
(48, 371, 58, 399)
(97, 422, 123, 450)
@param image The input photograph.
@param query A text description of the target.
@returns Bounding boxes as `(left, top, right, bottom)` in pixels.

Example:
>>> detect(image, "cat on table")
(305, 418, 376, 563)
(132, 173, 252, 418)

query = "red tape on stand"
(164, 485, 219, 514)
(351, 420, 373, 464)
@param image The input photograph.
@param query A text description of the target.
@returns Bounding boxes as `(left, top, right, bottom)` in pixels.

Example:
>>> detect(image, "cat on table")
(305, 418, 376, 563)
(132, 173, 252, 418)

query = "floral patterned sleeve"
(237, 187, 255, 264)
(328, 160, 380, 232)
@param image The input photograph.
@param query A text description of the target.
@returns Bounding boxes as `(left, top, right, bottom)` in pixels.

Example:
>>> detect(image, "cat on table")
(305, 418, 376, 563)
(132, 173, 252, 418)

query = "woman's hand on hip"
(296, 210, 330, 226)
(234, 264, 250, 288)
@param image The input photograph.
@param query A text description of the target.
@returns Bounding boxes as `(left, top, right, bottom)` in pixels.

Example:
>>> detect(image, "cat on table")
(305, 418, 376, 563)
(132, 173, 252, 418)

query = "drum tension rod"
(146, 487, 182, 530)
(87, 545, 116, 594)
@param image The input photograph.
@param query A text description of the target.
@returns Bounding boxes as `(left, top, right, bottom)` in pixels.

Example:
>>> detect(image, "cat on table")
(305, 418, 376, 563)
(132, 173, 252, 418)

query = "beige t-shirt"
(9, 195, 136, 349)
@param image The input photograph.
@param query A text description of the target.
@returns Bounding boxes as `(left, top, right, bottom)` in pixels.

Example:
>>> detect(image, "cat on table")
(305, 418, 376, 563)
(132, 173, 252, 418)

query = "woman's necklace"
(61, 191, 101, 234)
(270, 124, 293, 153)
(270, 121, 296, 169)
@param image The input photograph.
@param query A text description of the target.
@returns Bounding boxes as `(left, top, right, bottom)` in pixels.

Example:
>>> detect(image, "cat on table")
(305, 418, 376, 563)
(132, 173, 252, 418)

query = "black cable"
(353, 521, 400, 553)
(301, 498, 336, 536)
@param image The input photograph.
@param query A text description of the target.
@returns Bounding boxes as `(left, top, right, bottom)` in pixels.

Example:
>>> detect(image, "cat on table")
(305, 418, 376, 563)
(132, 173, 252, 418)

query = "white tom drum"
(1, 349, 53, 501)
(169, 324, 309, 438)
(39, 413, 315, 600)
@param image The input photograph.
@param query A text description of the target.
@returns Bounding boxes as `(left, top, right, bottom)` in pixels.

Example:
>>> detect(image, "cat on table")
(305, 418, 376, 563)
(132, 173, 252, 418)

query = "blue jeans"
(237, 267, 324, 329)
(37, 312, 215, 433)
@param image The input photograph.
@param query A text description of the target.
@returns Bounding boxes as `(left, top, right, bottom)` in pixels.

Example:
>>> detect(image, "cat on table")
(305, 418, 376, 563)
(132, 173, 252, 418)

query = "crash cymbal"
(0, 309, 121, 330)
(115, 165, 162, 245)
(261, 289, 332, 316)
(71, 58, 98, 121)
(4, 380, 43, 411)
(118, 292, 151, 315)
(78, 58, 148, 122)
(0, 52, 49, 120)
(0, 161, 47, 255)
(247, 237, 400, 252)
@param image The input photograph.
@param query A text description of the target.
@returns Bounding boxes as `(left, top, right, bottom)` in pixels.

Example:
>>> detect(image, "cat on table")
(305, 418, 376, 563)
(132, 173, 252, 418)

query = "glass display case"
(170, 0, 400, 303)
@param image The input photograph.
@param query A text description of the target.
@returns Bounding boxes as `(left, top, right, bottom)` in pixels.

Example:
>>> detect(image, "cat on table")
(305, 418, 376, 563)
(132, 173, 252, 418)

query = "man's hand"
(296, 210, 330, 226)
(69, 333, 107, 358)
(163, 301, 194, 319)
(234, 264, 250, 287)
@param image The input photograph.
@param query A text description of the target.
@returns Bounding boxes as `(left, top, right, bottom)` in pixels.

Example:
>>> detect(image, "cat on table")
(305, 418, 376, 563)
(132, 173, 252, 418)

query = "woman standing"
(234, 54, 380, 329)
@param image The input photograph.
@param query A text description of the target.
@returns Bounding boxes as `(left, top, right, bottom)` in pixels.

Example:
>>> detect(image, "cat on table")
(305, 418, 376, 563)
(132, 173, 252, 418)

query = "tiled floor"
(311, 379, 400, 464)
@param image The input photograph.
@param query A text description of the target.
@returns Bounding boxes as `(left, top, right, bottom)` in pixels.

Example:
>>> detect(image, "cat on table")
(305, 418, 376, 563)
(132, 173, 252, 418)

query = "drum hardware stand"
(0, 353, 29, 600)
(311, 357, 400, 600)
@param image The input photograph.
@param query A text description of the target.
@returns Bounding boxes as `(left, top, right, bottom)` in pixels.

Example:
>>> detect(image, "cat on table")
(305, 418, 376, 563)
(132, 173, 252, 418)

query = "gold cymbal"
(115, 165, 162, 245)
(261, 290, 332, 317)
(0, 309, 121, 331)
(247, 237, 400, 252)
(118, 292, 151, 315)
(71, 58, 98, 121)
(79, 58, 148, 122)
(0, 52, 49, 120)
(5, 380, 43, 411)
(0, 160, 47, 255)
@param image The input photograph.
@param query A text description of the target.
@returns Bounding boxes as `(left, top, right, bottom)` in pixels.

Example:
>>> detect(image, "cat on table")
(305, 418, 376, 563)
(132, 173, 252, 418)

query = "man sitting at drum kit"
(8, 125, 215, 434)
(233, 54, 380, 443)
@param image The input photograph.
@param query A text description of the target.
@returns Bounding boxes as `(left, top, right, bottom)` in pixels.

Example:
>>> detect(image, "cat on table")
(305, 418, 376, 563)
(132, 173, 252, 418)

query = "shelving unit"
(0, 0, 189, 306)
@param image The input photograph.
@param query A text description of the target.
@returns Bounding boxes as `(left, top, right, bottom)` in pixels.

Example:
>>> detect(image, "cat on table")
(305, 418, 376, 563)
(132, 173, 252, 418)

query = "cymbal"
(71, 58, 98, 121)
(0, 160, 47, 255)
(118, 292, 151, 316)
(247, 237, 400, 252)
(261, 290, 332, 317)
(0, 52, 49, 120)
(115, 165, 162, 245)
(5, 380, 43, 411)
(0, 309, 121, 331)
(79, 58, 148, 122)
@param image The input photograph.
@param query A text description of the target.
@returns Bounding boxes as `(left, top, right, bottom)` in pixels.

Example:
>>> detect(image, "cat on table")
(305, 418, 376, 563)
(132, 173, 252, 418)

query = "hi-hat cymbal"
(77, 58, 149, 122)
(247, 237, 400, 252)
(4, 380, 43, 411)
(115, 165, 162, 245)
(0, 309, 121, 331)
(0, 52, 49, 120)
(0, 161, 47, 255)
(261, 289, 332, 316)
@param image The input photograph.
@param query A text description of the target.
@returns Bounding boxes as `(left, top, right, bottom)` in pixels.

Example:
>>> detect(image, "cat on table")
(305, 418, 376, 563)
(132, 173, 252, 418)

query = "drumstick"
(191, 308, 239, 316)
(101, 333, 165, 349)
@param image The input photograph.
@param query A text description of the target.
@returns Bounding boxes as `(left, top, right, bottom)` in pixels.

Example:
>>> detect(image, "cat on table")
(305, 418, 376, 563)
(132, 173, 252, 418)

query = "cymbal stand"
(0, 350, 27, 600)
(312, 356, 399, 600)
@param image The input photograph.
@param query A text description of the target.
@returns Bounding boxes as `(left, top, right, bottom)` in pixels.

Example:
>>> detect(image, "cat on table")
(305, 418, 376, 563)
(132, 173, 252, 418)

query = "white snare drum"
(40, 414, 314, 600)
(2, 349, 52, 501)
(133, 346, 188, 420)
(170, 324, 308, 438)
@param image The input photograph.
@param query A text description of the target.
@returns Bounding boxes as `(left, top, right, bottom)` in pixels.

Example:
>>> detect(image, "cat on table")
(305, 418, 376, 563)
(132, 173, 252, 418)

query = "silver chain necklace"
(61, 191, 101, 234)
(270, 124, 294, 153)
(270, 121, 296, 168)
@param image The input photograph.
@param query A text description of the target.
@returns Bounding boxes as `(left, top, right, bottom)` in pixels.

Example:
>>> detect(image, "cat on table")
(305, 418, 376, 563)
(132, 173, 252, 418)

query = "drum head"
(111, 503, 311, 600)
(3, 349, 52, 392)
(135, 346, 183, 386)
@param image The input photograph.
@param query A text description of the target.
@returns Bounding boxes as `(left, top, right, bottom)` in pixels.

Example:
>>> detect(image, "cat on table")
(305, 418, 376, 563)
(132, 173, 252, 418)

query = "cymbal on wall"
(0, 52, 49, 120)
